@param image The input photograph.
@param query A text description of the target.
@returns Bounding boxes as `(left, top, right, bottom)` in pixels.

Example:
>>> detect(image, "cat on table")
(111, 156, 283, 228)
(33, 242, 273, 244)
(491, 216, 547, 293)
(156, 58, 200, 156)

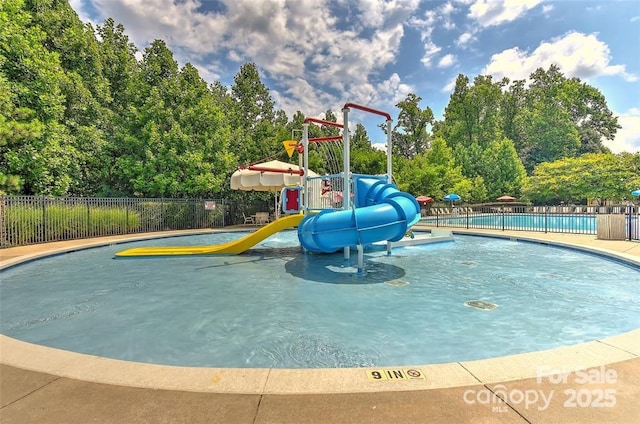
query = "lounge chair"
(243, 213, 255, 225)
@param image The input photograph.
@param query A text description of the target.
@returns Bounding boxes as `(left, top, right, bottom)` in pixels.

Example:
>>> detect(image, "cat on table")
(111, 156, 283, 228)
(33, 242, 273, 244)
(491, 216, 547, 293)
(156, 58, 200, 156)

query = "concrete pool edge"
(1, 330, 638, 395)
(1, 229, 639, 395)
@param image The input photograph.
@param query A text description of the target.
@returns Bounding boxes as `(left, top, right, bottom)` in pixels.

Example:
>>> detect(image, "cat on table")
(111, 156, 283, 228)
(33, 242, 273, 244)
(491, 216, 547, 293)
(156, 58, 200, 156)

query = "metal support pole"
(386, 119, 392, 184)
(342, 107, 351, 210)
(357, 244, 365, 276)
(303, 123, 309, 214)
(386, 118, 393, 253)
(342, 107, 351, 264)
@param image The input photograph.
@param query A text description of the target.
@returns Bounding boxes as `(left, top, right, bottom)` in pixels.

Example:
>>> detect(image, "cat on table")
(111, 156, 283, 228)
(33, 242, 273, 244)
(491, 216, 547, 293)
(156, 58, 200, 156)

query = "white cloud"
(420, 41, 442, 68)
(456, 31, 475, 46)
(441, 1, 457, 29)
(438, 54, 457, 68)
(442, 75, 458, 92)
(608, 108, 640, 154)
(483, 32, 638, 83)
(375, 72, 413, 105)
(87, 0, 422, 122)
(191, 62, 222, 84)
(356, 0, 421, 28)
(468, 0, 544, 27)
(92, 0, 230, 53)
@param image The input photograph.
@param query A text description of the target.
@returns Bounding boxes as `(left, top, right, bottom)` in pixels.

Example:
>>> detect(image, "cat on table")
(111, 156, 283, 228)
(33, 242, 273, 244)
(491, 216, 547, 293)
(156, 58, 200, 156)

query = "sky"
(69, 0, 640, 153)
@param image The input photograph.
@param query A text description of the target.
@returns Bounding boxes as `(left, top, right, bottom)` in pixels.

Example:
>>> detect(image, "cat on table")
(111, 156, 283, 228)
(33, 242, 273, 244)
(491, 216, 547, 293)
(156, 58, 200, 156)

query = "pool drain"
(464, 300, 498, 310)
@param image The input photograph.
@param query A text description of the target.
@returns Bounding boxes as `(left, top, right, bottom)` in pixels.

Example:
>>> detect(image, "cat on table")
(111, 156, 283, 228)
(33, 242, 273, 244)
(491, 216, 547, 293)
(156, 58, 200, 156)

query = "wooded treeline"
(2, 0, 639, 204)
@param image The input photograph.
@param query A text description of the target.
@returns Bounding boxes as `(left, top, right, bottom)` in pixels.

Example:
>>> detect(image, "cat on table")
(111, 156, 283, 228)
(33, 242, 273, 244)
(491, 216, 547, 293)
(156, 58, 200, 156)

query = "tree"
(229, 63, 278, 164)
(393, 93, 433, 158)
(501, 79, 526, 148)
(439, 74, 505, 152)
(0, 0, 79, 195)
(395, 136, 473, 200)
(513, 65, 618, 172)
(351, 123, 386, 175)
(515, 97, 580, 173)
(523, 153, 640, 204)
(97, 18, 141, 112)
(437, 74, 508, 188)
(561, 77, 619, 154)
(0, 74, 41, 193)
(479, 138, 527, 199)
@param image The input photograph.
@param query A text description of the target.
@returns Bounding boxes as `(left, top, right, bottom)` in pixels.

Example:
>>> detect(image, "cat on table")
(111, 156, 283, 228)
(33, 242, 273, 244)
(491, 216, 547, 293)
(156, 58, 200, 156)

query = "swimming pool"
(1, 231, 638, 368)
(426, 212, 601, 233)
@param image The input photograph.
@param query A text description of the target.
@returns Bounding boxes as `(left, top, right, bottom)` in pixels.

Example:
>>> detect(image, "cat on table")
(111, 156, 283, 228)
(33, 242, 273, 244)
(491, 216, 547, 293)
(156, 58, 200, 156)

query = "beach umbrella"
(497, 195, 516, 202)
(443, 193, 461, 208)
(415, 195, 434, 206)
(230, 160, 315, 191)
(231, 160, 317, 217)
(632, 189, 640, 197)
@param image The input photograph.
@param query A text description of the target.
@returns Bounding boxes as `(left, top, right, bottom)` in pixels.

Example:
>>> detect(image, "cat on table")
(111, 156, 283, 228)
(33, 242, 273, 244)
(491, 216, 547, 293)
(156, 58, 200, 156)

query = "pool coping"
(1, 228, 639, 395)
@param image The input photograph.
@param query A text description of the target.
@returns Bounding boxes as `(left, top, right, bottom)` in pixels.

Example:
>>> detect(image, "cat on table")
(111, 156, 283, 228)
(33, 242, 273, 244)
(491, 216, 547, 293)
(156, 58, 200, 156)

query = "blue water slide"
(297, 176, 421, 253)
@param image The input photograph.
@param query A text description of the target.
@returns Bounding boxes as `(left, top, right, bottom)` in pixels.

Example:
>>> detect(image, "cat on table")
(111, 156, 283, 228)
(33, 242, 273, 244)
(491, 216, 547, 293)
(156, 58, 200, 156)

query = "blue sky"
(70, 0, 640, 153)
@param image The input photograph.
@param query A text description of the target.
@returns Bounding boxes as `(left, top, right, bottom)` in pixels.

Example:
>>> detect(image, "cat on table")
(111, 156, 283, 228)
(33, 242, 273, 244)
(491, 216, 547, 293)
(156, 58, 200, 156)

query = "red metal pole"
(308, 135, 343, 143)
(247, 165, 305, 176)
(303, 117, 344, 128)
(343, 102, 392, 121)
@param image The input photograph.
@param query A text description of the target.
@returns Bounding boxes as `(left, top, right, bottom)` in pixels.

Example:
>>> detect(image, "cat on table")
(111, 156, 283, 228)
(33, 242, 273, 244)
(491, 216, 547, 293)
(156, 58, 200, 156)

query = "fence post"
(41, 195, 46, 242)
(87, 200, 91, 238)
(544, 206, 548, 233)
(628, 204, 632, 241)
(465, 207, 469, 229)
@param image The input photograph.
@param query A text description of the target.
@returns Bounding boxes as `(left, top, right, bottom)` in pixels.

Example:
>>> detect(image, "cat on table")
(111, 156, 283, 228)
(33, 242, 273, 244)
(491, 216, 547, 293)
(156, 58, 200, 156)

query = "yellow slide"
(115, 214, 305, 257)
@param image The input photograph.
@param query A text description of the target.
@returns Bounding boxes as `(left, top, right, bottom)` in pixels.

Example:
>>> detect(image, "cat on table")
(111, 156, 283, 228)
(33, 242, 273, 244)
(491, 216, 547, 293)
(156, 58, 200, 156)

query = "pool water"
(431, 213, 598, 232)
(1, 231, 638, 368)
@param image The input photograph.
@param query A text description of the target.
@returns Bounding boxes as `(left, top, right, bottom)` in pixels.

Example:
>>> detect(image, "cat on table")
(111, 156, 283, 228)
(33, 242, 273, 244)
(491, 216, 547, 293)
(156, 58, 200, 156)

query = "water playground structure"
(115, 103, 423, 273)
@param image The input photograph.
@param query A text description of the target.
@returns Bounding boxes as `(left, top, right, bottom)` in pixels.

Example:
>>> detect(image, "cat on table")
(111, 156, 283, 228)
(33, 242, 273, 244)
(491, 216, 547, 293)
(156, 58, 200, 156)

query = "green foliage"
(523, 153, 640, 204)
(393, 93, 434, 158)
(479, 138, 527, 199)
(3, 203, 139, 245)
(394, 136, 473, 200)
(426, 65, 621, 201)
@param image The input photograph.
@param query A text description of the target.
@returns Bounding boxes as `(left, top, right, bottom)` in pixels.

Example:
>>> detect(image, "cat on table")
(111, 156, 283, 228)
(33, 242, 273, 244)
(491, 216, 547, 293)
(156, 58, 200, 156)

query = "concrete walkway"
(1, 228, 639, 423)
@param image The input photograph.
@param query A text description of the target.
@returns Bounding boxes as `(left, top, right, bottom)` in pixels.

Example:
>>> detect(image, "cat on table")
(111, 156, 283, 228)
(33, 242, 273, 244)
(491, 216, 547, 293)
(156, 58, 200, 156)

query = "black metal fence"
(420, 204, 640, 241)
(0, 196, 242, 248)
(2, 196, 639, 248)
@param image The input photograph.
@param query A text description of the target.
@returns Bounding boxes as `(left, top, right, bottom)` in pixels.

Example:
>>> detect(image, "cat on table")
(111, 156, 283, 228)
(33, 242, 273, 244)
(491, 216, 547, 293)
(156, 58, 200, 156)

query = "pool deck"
(1, 227, 639, 423)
